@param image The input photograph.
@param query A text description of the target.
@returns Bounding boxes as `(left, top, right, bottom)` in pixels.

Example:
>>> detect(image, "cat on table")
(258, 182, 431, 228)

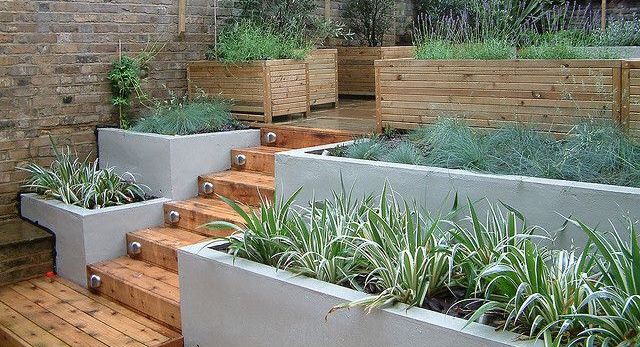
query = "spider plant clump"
(130, 90, 242, 136)
(20, 140, 146, 209)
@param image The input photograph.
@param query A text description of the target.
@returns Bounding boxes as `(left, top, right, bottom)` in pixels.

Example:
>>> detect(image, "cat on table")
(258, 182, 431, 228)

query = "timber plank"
(0, 300, 68, 347)
(163, 197, 247, 235)
(199, 170, 275, 206)
(127, 228, 207, 272)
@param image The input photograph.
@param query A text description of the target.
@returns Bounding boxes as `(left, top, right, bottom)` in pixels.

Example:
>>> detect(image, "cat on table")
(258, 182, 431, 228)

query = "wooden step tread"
(127, 228, 208, 272)
(87, 258, 181, 330)
(235, 146, 291, 155)
(163, 198, 247, 236)
(0, 276, 182, 347)
(200, 170, 275, 190)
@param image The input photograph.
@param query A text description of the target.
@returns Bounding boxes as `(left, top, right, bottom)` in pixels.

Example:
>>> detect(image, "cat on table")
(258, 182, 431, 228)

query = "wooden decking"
(277, 97, 376, 134)
(0, 276, 182, 347)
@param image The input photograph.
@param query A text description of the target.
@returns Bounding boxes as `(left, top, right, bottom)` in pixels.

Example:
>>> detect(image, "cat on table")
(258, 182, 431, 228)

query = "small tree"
(344, 0, 395, 47)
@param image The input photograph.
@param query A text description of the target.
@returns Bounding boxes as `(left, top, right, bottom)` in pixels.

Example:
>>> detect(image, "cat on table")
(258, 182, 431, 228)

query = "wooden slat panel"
(0, 300, 68, 347)
(376, 59, 623, 133)
(338, 47, 413, 96)
(307, 49, 338, 106)
(627, 61, 640, 136)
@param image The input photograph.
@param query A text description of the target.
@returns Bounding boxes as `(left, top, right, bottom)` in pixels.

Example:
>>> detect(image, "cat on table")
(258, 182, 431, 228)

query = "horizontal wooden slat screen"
(338, 46, 414, 96)
(187, 60, 310, 123)
(624, 60, 640, 138)
(375, 59, 624, 135)
(307, 49, 338, 106)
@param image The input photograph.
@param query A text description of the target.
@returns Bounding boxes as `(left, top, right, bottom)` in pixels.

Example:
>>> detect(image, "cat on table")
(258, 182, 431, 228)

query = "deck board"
(0, 277, 182, 347)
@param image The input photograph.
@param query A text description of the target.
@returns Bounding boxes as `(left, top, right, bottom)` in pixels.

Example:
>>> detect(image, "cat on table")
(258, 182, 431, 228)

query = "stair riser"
(162, 204, 238, 237)
(197, 177, 274, 206)
(86, 266, 181, 331)
(230, 149, 275, 175)
(126, 234, 179, 272)
(260, 127, 353, 149)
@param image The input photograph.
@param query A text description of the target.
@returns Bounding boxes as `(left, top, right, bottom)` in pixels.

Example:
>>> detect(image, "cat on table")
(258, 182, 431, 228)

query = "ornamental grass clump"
(130, 90, 242, 136)
(208, 20, 311, 63)
(20, 140, 146, 209)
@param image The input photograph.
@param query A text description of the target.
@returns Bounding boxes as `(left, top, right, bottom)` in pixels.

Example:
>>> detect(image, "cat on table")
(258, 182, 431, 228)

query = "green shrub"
(208, 21, 311, 63)
(518, 42, 618, 59)
(594, 17, 640, 46)
(20, 139, 146, 209)
(345, 138, 388, 160)
(415, 39, 516, 60)
(131, 91, 241, 136)
(382, 141, 425, 165)
(344, 0, 395, 47)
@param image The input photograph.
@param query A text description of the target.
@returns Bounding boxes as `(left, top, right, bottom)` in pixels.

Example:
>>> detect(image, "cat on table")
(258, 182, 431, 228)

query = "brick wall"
(0, 0, 414, 221)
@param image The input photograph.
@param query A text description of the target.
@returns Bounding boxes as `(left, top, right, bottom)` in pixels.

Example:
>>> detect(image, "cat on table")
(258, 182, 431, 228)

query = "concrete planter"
(178, 242, 537, 347)
(275, 142, 640, 249)
(98, 128, 260, 200)
(20, 194, 169, 286)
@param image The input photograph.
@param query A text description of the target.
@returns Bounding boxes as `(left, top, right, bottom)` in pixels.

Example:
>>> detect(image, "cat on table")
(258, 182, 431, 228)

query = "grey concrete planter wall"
(98, 128, 261, 200)
(275, 142, 640, 249)
(20, 194, 168, 286)
(178, 242, 538, 347)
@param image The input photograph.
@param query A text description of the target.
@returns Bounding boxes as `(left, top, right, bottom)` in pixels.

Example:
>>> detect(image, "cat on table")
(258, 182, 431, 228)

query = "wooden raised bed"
(337, 46, 414, 96)
(187, 59, 310, 123)
(307, 49, 338, 107)
(622, 60, 640, 138)
(375, 59, 625, 134)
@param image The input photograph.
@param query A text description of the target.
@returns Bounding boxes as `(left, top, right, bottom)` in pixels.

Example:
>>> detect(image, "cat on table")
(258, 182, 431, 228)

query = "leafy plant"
(108, 42, 162, 129)
(345, 138, 388, 161)
(20, 139, 146, 209)
(209, 20, 311, 62)
(344, 0, 395, 47)
(130, 90, 241, 135)
(382, 141, 424, 165)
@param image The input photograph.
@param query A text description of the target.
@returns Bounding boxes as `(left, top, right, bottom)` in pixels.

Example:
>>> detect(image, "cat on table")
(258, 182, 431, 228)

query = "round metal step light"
(128, 241, 142, 256)
(201, 181, 214, 195)
(89, 274, 101, 289)
(235, 154, 247, 166)
(167, 210, 181, 224)
(265, 131, 277, 144)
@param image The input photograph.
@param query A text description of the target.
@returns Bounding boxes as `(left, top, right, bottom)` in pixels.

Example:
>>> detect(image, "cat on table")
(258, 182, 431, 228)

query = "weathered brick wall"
(0, 0, 414, 220)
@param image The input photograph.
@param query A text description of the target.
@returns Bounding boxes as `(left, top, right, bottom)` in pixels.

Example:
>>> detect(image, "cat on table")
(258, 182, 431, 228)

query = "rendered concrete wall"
(178, 242, 537, 347)
(20, 194, 168, 286)
(275, 143, 640, 249)
(98, 128, 261, 200)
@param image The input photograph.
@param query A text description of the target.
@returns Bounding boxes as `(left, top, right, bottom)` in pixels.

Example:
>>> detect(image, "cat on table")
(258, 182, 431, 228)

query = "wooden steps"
(126, 227, 207, 272)
(87, 257, 181, 331)
(163, 197, 247, 235)
(0, 276, 182, 347)
(198, 170, 275, 206)
(0, 220, 53, 286)
(231, 146, 290, 175)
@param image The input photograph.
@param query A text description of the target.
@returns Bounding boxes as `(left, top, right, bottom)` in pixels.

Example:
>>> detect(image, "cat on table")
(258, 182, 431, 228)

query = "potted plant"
(19, 140, 169, 286)
(336, 0, 414, 96)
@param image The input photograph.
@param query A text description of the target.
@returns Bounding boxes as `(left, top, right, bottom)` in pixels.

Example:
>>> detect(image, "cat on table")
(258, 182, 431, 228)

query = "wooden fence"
(188, 59, 309, 123)
(307, 49, 338, 107)
(375, 59, 630, 135)
(338, 46, 414, 96)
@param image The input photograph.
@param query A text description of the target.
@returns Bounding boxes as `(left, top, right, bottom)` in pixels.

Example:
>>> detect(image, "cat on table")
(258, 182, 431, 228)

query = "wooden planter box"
(375, 59, 624, 134)
(307, 49, 338, 107)
(337, 46, 414, 96)
(187, 59, 310, 123)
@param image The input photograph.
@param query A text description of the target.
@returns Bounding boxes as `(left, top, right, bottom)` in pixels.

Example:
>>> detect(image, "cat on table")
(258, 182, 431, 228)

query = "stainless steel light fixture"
(128, 241, 142, 256)
(265, 131, 277, 144)
(235, 154, 247, 166)
(167, 210, 181, 224)
(201, 181, 214, 195)
(89, 274, 101, 289)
